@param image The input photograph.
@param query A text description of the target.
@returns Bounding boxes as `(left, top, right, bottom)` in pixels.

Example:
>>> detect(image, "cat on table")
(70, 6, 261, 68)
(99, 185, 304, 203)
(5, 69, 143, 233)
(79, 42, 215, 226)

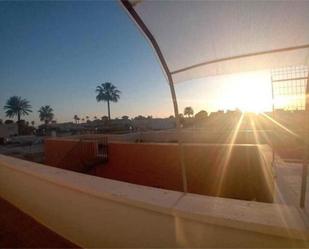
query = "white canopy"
(122, 0, 309, 83)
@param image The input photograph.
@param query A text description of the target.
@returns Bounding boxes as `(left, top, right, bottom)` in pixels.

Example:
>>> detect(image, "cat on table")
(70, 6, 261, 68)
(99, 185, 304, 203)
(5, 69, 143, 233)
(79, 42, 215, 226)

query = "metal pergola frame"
(120, 0, 309, 201)
(270, 68, 309, 208)
(120, 0, 188, 192)
(301, 75, 309, 208)
(171, 44, 309, 76)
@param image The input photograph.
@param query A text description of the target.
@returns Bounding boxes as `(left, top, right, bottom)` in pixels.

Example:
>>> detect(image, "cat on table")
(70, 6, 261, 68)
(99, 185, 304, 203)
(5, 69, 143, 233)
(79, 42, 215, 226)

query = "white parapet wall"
(0, 154, 309, 248)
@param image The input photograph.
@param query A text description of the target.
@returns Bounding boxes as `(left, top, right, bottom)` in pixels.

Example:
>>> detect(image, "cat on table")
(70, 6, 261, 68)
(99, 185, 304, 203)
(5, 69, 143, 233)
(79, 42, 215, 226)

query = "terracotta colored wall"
(44, 139, 98, 172)
(45, 140, 273, 202)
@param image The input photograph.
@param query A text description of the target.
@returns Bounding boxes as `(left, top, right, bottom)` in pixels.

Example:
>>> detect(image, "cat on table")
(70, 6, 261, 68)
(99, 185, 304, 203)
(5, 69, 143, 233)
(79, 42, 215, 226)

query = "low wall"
(59, 129, 306, 160)
(68, 130, 272, 144)
(140, 130, 272, 144)
(272, 132, 304, 160)
(45, 139, 274, 203)
(0, 155, 308, 248)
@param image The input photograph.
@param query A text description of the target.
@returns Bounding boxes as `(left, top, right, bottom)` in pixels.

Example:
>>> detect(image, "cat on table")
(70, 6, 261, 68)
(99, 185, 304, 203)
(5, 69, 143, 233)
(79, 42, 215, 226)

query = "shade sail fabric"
(124, 0, 309, 83)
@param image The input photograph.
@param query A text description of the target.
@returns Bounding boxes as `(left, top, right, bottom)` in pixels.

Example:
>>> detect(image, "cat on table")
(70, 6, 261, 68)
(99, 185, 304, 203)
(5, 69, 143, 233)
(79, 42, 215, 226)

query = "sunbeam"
(215, 113, 244, 196)
(250, 115, 274, 200)
(261, 113, 300, 138)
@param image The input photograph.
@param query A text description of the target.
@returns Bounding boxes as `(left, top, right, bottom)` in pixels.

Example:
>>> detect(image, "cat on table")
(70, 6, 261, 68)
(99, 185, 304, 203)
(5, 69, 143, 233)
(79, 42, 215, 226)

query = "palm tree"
(96, 82, 121, 120)
(184, 106, 194, 118)
(4, 96, 32, 122)
(73, 115, 79, 124)
(38, 105, 54, 125)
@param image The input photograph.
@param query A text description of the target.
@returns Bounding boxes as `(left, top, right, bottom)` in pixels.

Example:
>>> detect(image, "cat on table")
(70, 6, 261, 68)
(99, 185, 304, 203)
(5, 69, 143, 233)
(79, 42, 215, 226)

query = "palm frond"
(3, 96, 32, 119)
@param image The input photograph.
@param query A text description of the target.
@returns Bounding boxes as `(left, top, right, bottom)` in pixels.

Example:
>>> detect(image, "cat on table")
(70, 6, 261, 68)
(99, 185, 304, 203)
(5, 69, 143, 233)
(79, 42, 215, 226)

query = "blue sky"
(0, 1, 272, 124)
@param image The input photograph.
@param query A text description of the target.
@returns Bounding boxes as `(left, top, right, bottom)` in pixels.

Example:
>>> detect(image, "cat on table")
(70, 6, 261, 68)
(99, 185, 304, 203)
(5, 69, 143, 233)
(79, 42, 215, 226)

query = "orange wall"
(45, 140, 273, 203)
(45, 139, 97, 172)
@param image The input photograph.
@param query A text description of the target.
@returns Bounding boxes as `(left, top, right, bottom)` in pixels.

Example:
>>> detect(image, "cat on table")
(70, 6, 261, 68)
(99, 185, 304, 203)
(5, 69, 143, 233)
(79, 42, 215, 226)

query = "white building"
(0, 123, 18, 139)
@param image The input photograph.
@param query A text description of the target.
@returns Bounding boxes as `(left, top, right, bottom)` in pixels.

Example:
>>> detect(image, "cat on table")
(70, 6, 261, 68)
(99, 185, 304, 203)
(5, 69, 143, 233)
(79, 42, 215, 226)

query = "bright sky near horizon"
(0, 1, 273, 124)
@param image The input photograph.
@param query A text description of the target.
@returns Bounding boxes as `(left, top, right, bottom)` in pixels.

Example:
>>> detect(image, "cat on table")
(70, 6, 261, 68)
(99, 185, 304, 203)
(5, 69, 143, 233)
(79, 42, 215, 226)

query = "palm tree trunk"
(17, 111, 21, 135)
(107, 100, 111, 120)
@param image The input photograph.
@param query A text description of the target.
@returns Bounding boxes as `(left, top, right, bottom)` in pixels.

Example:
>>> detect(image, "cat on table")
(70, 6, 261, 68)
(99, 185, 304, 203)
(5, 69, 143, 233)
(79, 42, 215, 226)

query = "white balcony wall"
(0, 155, 308, 248)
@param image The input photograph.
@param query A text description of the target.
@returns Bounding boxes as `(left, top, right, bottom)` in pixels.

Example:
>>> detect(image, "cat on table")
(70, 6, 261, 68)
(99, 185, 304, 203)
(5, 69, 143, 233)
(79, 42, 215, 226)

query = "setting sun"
(177, 70, 273, 114)
(223, 71, 273, 113)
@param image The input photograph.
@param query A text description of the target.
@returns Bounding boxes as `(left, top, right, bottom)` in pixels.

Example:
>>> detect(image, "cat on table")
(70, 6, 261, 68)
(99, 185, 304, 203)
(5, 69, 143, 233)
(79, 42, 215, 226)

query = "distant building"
(209, 110, 224, 118)
(38, 122, 79, 136)
(133, 118, 176, 130)
(0, 123, 18, 140)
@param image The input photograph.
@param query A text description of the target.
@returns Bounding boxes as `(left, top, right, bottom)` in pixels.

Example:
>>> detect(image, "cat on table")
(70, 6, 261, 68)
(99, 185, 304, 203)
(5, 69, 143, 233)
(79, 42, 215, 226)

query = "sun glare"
(218, 71, 273, 113)
(177, 70, 274, 114)
(175, 66, 306, 116)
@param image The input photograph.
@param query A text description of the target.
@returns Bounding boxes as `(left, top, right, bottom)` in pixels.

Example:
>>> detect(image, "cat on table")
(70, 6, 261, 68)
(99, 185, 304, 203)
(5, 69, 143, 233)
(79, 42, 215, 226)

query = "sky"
(0, 1, 273, 124)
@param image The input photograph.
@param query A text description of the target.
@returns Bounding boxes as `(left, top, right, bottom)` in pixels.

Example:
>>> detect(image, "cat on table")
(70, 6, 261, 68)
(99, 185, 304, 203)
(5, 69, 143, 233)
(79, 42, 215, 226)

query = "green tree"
(38, 105, 54, 124)
(184, 106, 194, 118)
(4, 96, 32, 134)
(96, 82, 121, 120)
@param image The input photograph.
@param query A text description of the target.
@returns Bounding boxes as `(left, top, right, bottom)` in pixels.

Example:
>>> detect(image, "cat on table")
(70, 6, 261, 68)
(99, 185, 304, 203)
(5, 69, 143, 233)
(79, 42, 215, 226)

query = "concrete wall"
(0, 155, 308, 248)
(45, 139, 274, 203)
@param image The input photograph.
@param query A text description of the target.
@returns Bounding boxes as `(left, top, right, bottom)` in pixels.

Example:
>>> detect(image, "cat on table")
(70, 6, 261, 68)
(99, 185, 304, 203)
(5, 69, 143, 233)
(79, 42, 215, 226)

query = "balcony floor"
(0, 197, 79, 248)
(275, 158, 309, 211)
